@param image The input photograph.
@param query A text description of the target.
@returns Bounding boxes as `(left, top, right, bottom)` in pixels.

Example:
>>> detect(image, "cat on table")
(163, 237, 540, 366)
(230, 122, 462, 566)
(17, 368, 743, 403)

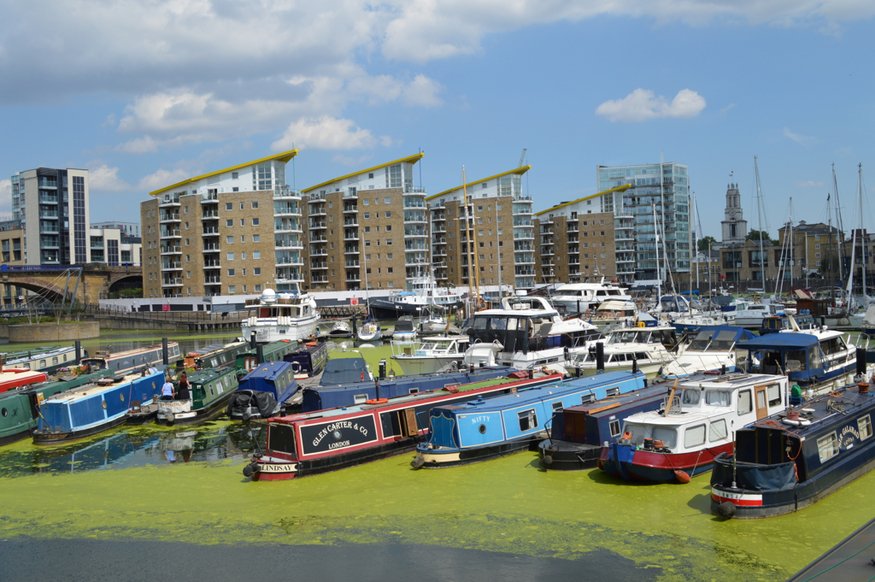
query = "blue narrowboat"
(0, 369, 115, 446)
(32, 369, 166, 444)
(537, 383, 671, 470)
(301, 365, 515, 412)
(284, 342, 329, 377)
(711, 380, 875, 519)
(411, 370, 646, 469)
(227, 361, 298, 421)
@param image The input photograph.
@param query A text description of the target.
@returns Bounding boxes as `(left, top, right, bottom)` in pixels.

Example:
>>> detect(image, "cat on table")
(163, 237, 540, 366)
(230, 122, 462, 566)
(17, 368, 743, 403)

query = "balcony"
(161, 229, 181, 238)
(204, 276, 221, 284)
(345, 274, 361, 282)
(202, 209, 219, 219)
(162, 278, 183, 287)
(309, 221, 327, 230)
(309, 249, 328, 257)
(345, 260, 360, 268)
(39, 211, 59, 219)
(161, 261, 182, 270)
(343, 205, 357, 213)
(160, 245, 181, 254)
(343, 218, 358, 226)
(344, 232, 359, 241)
(203, 243, 221, 252)
(160, 194, 181, 206)
(273, 185, 300, 199)
(309, 205, 327, 216)
(310, 276, 328, 284)
(202, 227, 219, 236)
(39, 194, 59, 204)
(311, 262, 328, 270)
(344, 246, 359, 255)
(160, 212, 180, 222)
(203, 261, 221, 269)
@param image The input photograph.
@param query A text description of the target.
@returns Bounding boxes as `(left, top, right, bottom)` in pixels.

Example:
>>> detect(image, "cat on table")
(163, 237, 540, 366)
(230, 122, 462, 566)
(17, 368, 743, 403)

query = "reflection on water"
(0, 421, 266, 477)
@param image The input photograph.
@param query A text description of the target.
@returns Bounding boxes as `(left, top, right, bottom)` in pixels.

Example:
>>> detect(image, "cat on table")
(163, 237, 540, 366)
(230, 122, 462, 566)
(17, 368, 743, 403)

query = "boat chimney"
(596, 342, 605, 372)
(858, 381, 870, 394)
(162, 338, 169, 366)
(379, 359, 387, 379)
(250, 332, 257, 349)
(631, 354, 638, 374)
(75, 340, 82, 364)
(857, 348, 868, 375)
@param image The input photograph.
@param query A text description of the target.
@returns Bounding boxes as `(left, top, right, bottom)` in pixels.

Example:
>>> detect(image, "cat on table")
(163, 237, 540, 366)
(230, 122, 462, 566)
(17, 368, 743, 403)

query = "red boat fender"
(674, 470, 691, 484)
(622, 431, 632, 440)
(366, 398, 388, 404)
(508, 371, 528, 379)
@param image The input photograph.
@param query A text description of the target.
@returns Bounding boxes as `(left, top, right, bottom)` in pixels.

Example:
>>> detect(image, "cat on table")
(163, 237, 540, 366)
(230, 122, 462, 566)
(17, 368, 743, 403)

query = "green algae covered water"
(1, 337, 872, 580)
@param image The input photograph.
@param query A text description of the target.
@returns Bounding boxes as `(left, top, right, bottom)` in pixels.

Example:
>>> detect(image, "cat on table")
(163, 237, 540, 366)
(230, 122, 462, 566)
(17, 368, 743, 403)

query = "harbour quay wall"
(4, 321, 100, 342)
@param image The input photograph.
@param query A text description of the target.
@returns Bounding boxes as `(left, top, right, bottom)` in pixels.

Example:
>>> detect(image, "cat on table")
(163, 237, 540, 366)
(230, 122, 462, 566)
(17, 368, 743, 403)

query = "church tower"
(721, 182, 747, 243)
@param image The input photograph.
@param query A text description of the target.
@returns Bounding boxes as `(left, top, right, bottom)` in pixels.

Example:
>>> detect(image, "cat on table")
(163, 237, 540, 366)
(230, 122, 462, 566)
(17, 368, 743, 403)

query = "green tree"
(698, 236, 716, 251)
(746, 229, 776, 245)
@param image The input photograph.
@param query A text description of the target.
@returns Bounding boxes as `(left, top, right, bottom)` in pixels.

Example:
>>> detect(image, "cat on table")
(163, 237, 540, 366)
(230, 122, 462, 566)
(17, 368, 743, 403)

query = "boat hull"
(598, 441, 732, 482)
(414, 435, 542, 469)
(32, 414, 130, 445)
(242, 315, 319, 343)
(538, 440, 602, 471)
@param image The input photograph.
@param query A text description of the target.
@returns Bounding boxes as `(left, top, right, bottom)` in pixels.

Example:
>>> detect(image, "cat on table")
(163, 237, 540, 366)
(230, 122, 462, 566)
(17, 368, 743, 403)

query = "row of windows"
(149, 267, 263, 280)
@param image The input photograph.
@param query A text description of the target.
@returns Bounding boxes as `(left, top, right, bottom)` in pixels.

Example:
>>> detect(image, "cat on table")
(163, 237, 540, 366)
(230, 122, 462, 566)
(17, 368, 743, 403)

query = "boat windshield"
(623, 422, 678, 449)
(607, 330, 650, 345)
(267, 423, 297, 457)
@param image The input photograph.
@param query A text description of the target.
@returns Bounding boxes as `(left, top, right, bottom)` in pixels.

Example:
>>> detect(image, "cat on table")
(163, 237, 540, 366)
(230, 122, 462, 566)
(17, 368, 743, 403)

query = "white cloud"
(0, 179, 11, 216)
(88, 164, 132, 191)
(137, 168, 194, 193)
(271, 116, 390, 151)
(783, 127, 817, 146)
(116, 136, 159, 154)
(595, 89, 706, 122)
(795, 180, 824, 188)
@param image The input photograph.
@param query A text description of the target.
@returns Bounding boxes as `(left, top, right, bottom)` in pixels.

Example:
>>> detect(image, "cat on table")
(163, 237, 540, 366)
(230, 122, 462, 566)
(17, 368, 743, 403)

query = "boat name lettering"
(840, 425, 860, 448)
(328, 440, 351, 450)
(469, 416, 490, 424)
(312, 421, 369, 446)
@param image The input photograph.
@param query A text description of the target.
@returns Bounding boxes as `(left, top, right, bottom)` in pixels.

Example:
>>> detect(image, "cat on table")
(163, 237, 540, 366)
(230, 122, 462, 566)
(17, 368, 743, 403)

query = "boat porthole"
(479, 424, 487, 434)
(1, 408, 7, 417)
(102, 401, 107, 409)
(120, 394, 125, 402)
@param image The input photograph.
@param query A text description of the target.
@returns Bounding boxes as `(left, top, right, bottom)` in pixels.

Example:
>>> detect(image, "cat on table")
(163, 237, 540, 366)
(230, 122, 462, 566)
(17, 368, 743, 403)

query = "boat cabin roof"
(738, 332, 829, 350)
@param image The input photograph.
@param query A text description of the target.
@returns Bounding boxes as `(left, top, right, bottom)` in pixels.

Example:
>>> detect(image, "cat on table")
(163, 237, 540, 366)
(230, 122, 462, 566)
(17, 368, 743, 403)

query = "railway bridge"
(0, 264, 142, 306)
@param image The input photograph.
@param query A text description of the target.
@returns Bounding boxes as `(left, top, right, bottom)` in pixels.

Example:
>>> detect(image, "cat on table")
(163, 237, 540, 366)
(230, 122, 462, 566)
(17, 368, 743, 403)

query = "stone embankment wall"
(5, 322, 100, 342)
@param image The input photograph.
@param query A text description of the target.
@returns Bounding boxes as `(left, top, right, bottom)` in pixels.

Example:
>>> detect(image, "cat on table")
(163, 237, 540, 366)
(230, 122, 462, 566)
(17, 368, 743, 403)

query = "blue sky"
(1, 1, 873, 240)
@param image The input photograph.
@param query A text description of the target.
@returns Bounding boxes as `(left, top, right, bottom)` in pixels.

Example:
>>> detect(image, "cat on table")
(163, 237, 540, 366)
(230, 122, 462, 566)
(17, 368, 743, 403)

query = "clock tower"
(721, 182, 747, 243)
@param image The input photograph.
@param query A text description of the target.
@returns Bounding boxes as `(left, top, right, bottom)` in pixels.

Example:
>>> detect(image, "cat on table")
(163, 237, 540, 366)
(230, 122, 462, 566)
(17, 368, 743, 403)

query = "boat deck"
(41, 372, 143, 403)
(789, 517, 875, 581)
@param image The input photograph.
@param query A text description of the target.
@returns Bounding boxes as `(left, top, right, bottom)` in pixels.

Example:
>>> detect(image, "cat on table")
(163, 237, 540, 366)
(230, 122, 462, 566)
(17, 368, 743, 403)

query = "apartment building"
(596, 162, 692, 284)
(427, 166, 534, 290)
(533, 194, 618, 284)
(141, 150, 301, 298)
(302, 154, 427, 292)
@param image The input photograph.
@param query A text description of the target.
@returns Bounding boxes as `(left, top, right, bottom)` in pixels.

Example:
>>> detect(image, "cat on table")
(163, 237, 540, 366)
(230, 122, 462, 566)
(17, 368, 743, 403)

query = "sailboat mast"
(754, 156, 766, 292)
(859, 163, 866, 304)
(832, 163, 846, 282)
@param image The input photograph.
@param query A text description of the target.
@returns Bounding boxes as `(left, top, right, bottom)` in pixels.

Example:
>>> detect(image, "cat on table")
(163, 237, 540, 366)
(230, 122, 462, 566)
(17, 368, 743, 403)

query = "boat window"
(354, 394, 368, 404)
(409, 388, 419, 394)
(268, 424, 296, 455)
(684, 424, 706, 448)
(605, 386, 620, 397)
(623, 422, 647, 444)
(472, 317, 488, 330)
(492, 318, 507, 331)
(681, 389, 700, 405)
(506, 318, 518, 331)
(709, 419, 728, 442)
(756, 389, 766, 410)
(711, 330, 738, 351)
(635, 352, 648, 361)
(736, 348, 751, 371)
(581, 394, 595, 404)
(737, 390, 752, 415)
(808, 346, 823, 369)
(705, 390, 731, 406)
(651, 427, 677, 449)
(688, 331, 714, 351)
(817, 433, 839, 463)
(785, 350, 806, 372)
(518, 409, 538, 431)
(551, 401, 563, 412)
(609, 419, 621, 437)
(767, 384, 782, 407)
(859, 415, 872, 440)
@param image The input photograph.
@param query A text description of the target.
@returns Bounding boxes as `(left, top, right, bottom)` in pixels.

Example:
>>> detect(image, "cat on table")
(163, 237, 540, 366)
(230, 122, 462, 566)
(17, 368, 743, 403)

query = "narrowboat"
(598, 372, 789, 483)
(411, 370, 647, 469)
(0, 369, 114, 446)
(659, 326, 755, 379)
(156, 366, 239, 425)
(183, 341, 250, 371)
(301, 364, 515, 412)
(711, 380, 875, 519)
(284, 342, 329, 378)
(242, 371, 563, 481)
(537, 383, 671, 470)
(0, 369, 49, 393)
(735, 321, 856, 395)
(227, 361, 298, 421)
(315, 355, 373, 385)
(80, 342, 181, 375)
(241, 284, 320, 343)
(235, 339, 299, 373)
(32, 369, 166, 444)
(2, 345, 82, 373)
